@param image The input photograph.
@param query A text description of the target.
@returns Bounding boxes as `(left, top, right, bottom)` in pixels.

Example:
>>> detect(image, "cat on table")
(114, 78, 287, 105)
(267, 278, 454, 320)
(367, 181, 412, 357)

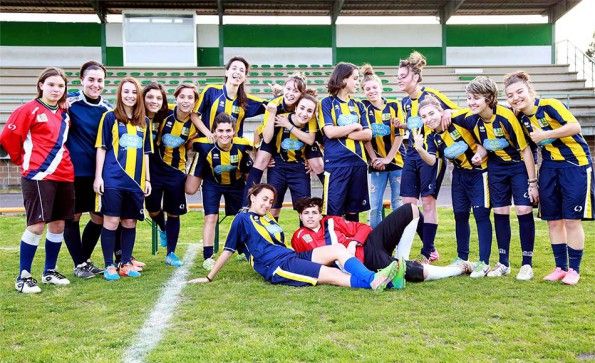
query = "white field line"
(122, 243, 200, 363)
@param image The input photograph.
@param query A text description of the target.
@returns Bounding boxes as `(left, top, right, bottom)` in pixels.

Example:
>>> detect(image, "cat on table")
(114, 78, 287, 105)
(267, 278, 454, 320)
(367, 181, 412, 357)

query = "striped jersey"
(190, 137, 253, 185)
(152, 108, 197, 173)
(362, 98, 405, 170)
(95, 111, 153, 191)
(0, 99, 74, 182)
(434, 109, 486, 170)
(271, 112, 317, 163)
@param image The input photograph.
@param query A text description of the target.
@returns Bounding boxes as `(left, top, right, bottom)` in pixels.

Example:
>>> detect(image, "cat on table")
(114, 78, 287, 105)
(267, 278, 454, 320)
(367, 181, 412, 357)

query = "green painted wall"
(106, 47, 123, 66)
(0, 22, 101, 46)
(223, 25, 332, 47)
(198, 47, 220, 66)
(336, 47, 443, 66)
(445, 24, 553, 47)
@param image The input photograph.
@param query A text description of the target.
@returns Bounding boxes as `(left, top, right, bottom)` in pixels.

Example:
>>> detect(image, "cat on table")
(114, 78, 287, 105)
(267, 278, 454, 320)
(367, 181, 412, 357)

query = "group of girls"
(1, 51, 591, 293)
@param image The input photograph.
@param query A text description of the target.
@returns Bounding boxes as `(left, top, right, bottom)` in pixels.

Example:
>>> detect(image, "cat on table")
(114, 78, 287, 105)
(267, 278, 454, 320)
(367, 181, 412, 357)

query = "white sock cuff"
(21, 229, 42, 246)
(46, 231, 64, 243)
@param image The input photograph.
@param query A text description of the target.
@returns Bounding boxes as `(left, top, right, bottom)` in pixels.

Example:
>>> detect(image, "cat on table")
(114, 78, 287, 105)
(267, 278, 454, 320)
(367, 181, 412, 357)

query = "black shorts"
(73, 176, 100, 214)
(21, 177, 74, 226)
(145, 172, 188, 216)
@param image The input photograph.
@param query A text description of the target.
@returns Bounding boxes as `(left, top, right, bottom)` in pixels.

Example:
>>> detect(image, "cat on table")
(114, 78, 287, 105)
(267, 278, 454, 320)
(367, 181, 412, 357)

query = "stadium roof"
(0, 0, 581, 23)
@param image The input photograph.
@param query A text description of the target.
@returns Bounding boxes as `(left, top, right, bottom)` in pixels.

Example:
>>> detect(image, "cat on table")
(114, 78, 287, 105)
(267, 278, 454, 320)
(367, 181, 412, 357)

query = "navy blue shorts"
(99, 188, 145, 220)
(269, 251, 321, 287)
(323, 165, 370, 216)
(73, 176, 99, 214)
(145, 171, 187, 216)
(305, 143, 323, 159)
(267, 159, 311, 209)
(539, 161, 594, 220)
(400, 156, 446, 199)
(487, 161, 531, 208)
(451, 168, 490, 213)
(202, 180, 243, 216)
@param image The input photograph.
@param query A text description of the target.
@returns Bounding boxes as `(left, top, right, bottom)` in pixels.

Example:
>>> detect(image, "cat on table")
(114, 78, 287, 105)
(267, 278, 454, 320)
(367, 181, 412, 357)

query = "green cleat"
(370, 260, 398, 291)
(391, 258, 406, 289)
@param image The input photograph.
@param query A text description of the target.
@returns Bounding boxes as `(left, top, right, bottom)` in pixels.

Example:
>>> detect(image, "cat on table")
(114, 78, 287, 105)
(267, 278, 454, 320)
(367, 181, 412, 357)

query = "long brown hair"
(142, 82, 169, 122)
(114, 77, 146, 128)
(327, 62, 357, 96)
(36, 67, 68, 106)
(225, 56, 249, 109)
(246, 183, 277, 208)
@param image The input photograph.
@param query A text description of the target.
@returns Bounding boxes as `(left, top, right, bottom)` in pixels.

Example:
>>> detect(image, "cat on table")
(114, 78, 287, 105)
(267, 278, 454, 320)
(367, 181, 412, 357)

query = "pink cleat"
(543, 267, 567, 282)
(561, 268, 580, 285)
(429, 249, 440, 262)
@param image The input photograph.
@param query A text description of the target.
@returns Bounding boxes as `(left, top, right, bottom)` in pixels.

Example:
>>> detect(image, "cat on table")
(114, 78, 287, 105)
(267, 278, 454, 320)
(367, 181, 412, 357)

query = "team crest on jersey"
(303, 234, 313, 243)
(348, 105, 355, 112)
(449, 129, 461, 140)
(36, 114, 48, 123)
(493, 127, 504, 137)
(382, 113, 391, 121)
(181, 127, 190, 136)
(231, 105, 240, 114)
(537, 117, 549, 128)
(230, 154, 239, 163)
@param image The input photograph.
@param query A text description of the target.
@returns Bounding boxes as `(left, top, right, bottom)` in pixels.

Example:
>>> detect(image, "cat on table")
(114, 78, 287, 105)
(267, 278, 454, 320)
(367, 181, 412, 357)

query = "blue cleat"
(103, 265, 120, 281)
(159, 230, 168, 248)
(165, 252, 183, 267)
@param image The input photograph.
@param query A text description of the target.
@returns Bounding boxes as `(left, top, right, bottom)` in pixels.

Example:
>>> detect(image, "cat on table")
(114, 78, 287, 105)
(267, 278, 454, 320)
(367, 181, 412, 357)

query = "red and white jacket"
(0, 99, 74, 182)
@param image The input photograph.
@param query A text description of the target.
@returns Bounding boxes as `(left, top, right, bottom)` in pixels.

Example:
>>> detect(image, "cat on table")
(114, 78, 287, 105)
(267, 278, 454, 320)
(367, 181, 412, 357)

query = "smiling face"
(283, 79, 302, 106)
(225, 60, 247, 87)
(39, 75, 66, 106)
(505, 81, 534, 113)
(81, 68, 105, 100)
(419, 104, 442, 131)
(396, 67, 418, 93)
(214, 121, 234, 147)
(176, 87, 196, 114)
(294, 98, 316, 125)
(363, 79, 382, 103)
(120, 81, 138, 109)
(466, 93, 489, 116)
(343, 69, 359, 94)
(249, 187, 275, 216)
(299, 205, 323, 230)
(144, 89, 164, 115)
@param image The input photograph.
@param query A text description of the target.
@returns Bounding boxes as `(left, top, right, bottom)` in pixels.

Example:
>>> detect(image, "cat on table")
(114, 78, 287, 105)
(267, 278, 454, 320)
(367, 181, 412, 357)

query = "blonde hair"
(503, 70, 536, 96)
(360, 63, 382, 90)
(398, 51, 427, 82)
(465, 76, 499, 109)
(419, 94, 443, 112)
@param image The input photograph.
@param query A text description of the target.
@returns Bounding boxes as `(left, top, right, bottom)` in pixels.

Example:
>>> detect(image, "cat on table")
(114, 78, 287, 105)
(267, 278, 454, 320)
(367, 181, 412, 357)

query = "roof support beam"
(89, 0, 106, 23)
(217, 0, 224, 66)
(439, 0, 465, 24)
(544, 0, 580, 23)
(331, 0, 344, 25)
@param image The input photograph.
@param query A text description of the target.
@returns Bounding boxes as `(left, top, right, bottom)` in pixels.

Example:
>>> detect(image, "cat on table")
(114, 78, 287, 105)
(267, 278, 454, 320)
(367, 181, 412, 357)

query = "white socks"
(394, 217, 419, 260)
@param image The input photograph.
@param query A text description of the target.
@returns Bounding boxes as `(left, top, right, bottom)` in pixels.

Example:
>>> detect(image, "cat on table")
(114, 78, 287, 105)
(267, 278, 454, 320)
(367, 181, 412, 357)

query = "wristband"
(206, 275, 212, 282)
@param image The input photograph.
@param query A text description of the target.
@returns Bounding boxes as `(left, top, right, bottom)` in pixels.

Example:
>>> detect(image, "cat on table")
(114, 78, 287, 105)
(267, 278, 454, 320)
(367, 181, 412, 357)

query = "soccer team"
(1, 51, 592, 294)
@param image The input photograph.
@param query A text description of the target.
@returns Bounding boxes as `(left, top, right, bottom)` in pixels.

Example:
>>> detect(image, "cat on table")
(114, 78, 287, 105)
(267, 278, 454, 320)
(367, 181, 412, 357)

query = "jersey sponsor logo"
(281, 138, 304, 151)
(483, 138, 509, 151)
(36, 114, 48, 123)
(265, 223, 283, 235)
(162, 133, 185, 148)
(214, 164, 236, 174)
(119, 134, 143, 149)
(371, 123, 390, 137)
(337, 114, 359, 126)
(444, 141, 469, 159)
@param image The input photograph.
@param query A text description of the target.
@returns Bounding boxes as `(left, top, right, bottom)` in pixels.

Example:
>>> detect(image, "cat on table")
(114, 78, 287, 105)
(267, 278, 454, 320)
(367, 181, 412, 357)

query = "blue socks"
(494, 214, 510, 266)
(344, 257, 374, 289)
(421, 223, 438, 258)
(166, 216, 180, 254)
(101, 227, 116, 267)
(19, 229, 41, 273)
(203, 246, 214, 260)
(568, 246, 583, 273)
(44, 231, 63, 272)
(454, 212, 470, 261)
(517, 213, 535, 266)
(474, 207, 492, 264)
(120, 226, 136, 265)
(551, 243, 568, 270)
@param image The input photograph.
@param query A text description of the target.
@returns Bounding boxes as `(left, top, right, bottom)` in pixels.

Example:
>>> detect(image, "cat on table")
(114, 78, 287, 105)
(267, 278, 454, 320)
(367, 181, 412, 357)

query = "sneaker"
(487, 262, 511, 277)
(429, 248, 440, 262)
(119, 263, 141, 278)
(74, 262, 95, 279)
(15, 270, 41, 294)
(391, 258, 406, 290)
(131, 257, 145, 271)
(470, 261, 490, 278)
(159, 229, 167, 248)
(516, 264, 534, 281)
(86, 260, 104, 275)
(561, 268, 580, 285)
(543, 267, 567, 282)
(103, 265, 120, 281)
(41, 270, 71, 285)
(165, 252, 183, 267)
(371, 260, 398, 291)
(203, 257, 216, 271)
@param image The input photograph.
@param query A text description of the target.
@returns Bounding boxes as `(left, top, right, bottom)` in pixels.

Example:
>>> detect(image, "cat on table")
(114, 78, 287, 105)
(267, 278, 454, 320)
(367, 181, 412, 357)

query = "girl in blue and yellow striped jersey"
(465, 76, 538, 280)
(397, 51, 458, 263)
(185, 113, 253, 270)
(262, 90, 319, 219)
(190, 56, 266, 139)
(360, 64, 405, 228)
(417, 95, 493, 273)
(145, 84, 198, 268)
(505, 71, 593, 285)
(318, 62, 372, 222)
(187, 183, 398, 290)
(93, 77, 153, 280)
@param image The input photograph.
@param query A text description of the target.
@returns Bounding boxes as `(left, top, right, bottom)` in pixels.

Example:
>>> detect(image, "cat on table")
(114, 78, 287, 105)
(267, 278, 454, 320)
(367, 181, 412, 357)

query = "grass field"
(0, 209, 593, 362)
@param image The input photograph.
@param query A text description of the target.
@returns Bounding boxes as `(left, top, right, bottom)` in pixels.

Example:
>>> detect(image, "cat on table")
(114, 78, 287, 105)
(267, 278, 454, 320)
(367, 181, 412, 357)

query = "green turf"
(0, 209, 593, 361)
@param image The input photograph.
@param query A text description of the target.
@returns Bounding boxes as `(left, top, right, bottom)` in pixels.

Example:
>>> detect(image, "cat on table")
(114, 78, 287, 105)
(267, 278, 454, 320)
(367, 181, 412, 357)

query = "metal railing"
(556, 39, 595, 89)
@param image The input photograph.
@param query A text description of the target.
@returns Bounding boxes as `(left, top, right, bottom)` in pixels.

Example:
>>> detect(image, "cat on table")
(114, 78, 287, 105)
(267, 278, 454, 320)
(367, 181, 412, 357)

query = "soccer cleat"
(391, 258, 406, 289)
(159, 229, 167, 248)
(429, 248, 440, 262)
(516, 264, 534, 281)
(74, 262, 95, 279)
(543, 267, 567, 282)
(470, 261, 490, 278)
(15, 270, 41, 294)
(561, 268, 580, 285)
(487, 262, 511, 277)
(103, 265, 120, 281)
(131, 257, 145, 271)
(86, 260, 104, 275)
(165, 252, 183, 267)
(119, 263, 141, 278)
(371, 260, 398, 291)
(42, 270, 71, 285)
(203, 257, 216, 271)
